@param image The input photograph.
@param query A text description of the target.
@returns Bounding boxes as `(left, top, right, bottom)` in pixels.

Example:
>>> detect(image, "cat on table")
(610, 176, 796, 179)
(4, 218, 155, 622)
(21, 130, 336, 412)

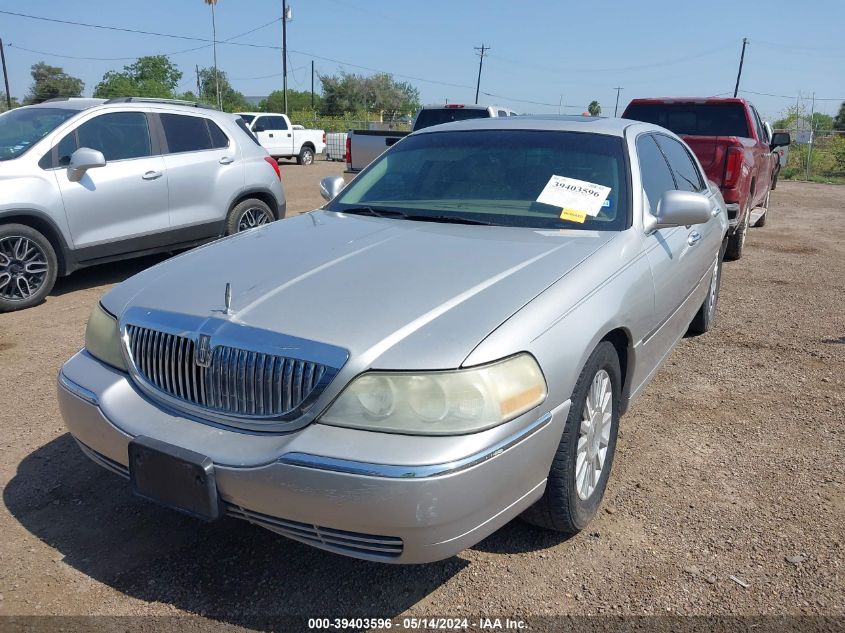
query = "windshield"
(624, 103, 750, 138)
(327, 130, 629, 231)
(0, 107, 78, 161)
(413, 108, 491, 131)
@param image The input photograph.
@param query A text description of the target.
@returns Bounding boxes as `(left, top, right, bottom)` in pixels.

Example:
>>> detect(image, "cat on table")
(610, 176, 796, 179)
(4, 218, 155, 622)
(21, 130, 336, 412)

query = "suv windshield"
(327, 130, 629, 231)
(624, 103, 750, 138)
(0, 107, 78, 161)
(413, 108, 491, 131)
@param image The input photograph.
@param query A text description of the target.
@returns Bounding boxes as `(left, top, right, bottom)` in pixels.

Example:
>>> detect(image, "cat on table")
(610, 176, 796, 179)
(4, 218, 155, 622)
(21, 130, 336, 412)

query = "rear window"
(624, 103, 750, 138)
(413, 108, 491, 131)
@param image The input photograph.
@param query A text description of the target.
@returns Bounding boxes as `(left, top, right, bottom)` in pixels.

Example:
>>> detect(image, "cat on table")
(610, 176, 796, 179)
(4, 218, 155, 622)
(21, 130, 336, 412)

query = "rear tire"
(521, 341, 621, 534)
(724, 201, 750, 261)
(225, 199, 275, 235)
(0, 224, 58, 313)
(688, 253, 722, 335)
(297, 146, 315, 166)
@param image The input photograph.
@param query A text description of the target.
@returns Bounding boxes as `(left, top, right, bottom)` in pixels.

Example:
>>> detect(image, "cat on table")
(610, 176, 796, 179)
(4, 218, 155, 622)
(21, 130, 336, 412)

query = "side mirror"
(647, 190, 712, 232)
(67, 147, 106, 182)
(253, 124, 266, 133)
(320, 176, 345, 202)
(770, 132, 791, 150)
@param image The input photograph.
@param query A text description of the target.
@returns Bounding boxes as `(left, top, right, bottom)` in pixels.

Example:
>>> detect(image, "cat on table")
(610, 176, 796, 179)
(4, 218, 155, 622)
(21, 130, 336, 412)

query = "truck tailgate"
(348, 131, 408, 172)
(681, 135, 746, 185)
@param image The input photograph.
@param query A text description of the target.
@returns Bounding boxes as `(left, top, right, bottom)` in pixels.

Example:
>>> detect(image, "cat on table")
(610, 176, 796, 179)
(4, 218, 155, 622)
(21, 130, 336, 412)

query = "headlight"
(85, 303, 127, 371)
(319, 354, 547, 435)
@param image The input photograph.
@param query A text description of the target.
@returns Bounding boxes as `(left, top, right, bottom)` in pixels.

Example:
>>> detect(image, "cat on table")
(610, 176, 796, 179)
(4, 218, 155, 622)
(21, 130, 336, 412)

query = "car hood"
(102, 211, 616, 370)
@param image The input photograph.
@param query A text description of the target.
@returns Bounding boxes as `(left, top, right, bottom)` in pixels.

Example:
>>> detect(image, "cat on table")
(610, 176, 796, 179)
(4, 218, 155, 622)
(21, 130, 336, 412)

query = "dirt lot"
(0, 166, 842, 629)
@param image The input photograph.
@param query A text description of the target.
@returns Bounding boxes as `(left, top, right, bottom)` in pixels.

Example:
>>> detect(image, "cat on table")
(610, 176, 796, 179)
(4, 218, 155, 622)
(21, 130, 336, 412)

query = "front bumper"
(58, 351, 568, 564)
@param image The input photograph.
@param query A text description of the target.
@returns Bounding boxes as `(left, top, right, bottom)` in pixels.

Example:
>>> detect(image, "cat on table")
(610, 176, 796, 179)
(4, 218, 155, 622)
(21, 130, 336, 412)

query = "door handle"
(269, 133, 274, 138)
(219, 156, 235, 165)
(287, 133, 292, 137)
(142, 171, 163, 180)
(688, 231, 702, 246)
(711, 206, 721, 217)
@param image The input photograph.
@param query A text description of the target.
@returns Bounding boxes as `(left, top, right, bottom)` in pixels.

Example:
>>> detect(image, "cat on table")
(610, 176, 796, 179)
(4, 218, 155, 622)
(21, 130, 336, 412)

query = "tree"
(773, 105, 834, 132)
(93, 55, 183, 99)
(0, 92, 20, 112)
(197, 67, 249, 111)
(24, 62, 84, 104)
(318, 71, 420, 118)
(259, 89, 321, 113)
(587, 100, 601, 116)
(834, 102, 845, 131)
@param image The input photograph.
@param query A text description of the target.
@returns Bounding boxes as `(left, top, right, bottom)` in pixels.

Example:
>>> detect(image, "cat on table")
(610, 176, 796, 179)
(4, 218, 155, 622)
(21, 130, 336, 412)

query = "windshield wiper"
(404, 214, 493, 226)
(338, 206, 408, 219)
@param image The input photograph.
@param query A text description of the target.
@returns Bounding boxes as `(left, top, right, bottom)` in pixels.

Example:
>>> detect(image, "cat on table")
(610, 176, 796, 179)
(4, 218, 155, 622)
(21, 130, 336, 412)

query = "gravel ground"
(0, 169, 842, 630)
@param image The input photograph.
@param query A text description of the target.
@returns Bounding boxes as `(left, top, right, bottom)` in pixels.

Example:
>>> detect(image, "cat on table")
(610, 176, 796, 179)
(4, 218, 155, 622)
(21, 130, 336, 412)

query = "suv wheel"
(297, 146, 315, 166)
(521, 341, 621, 534)
(0, 224, 58, 313)
(226, 199, 275, 235)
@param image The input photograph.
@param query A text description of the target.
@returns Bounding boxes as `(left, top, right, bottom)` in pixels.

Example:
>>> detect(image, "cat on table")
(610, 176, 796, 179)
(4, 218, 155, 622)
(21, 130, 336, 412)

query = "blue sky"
(2, 0, 843, 120)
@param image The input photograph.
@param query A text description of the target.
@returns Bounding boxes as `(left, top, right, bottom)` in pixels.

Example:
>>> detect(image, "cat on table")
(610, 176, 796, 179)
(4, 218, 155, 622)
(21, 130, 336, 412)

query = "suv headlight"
(85, 303, 127, 371)
(319, 353, 547, 435)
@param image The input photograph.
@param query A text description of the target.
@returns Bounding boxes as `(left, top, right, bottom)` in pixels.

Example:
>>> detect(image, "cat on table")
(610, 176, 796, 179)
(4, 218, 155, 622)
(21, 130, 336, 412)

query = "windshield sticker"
(560, 208, 587, 223)
(537, 175, 612, 218)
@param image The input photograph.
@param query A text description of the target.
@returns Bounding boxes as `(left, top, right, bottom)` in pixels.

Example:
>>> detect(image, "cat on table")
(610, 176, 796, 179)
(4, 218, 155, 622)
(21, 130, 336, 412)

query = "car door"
(253, 115, 291, 157)
(55, 111, 170, 251)
(749, 105, 773, 205)
(653, 133, 721, 291)
(636, 133, 698, 371)
(158, 112, 244, 230)
(267, 115, 294, 156)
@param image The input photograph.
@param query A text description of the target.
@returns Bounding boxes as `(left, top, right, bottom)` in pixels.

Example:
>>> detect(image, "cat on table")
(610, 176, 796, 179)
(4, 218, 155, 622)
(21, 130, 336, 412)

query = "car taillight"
(445, 104, 465, 108)
(322, 132, 326, 144)
(264, 156, 281, 180)
(723, 146, 743, 188)
(345, 136, 351, 169)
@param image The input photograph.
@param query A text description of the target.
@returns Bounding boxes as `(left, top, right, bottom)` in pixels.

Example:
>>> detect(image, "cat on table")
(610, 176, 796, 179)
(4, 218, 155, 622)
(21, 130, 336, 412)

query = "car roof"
(412, 115, 646, 137)
(23, 98, 231, 118)
(626, 97, 750, 107)
(25, 98, 107, 111)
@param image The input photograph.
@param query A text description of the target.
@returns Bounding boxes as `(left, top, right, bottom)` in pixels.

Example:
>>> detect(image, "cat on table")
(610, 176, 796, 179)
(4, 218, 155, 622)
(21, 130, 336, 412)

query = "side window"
(207, 120, 229, 149)
(497, 110, 508, 117)
(636, 134, 676, 213)
(76, 112, 152, 161)
(267, 116, 288, 131)
(750, 106, 767, 143)
(57, 132, 79, 166)
(654, 135, 704, 192)
(161, 113, 212, 153)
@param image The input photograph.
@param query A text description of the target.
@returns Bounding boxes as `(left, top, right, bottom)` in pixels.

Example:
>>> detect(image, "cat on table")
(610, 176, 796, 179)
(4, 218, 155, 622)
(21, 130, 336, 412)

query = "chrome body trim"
(118, 307, 348, 431)
(58, 371, 99, 406)
(278, 411, 554, 478)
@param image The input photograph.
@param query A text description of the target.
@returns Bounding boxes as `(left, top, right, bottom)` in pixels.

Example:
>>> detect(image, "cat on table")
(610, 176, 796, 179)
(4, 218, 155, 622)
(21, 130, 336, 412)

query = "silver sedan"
(58, 116, 727, 563)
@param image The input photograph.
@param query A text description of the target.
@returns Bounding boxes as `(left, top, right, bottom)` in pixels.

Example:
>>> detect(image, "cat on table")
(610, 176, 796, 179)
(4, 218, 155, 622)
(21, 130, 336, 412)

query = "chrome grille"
(126, 324, 328, 418)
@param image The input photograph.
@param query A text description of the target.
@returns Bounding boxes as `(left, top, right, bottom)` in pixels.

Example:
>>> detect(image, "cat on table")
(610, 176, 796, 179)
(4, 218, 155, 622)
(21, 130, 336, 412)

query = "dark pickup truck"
(623, 98, 790, 260)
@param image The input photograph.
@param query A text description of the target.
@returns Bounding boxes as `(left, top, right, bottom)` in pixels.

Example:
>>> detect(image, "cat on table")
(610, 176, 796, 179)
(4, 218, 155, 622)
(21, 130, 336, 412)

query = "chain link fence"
(777, 128, 845, 184)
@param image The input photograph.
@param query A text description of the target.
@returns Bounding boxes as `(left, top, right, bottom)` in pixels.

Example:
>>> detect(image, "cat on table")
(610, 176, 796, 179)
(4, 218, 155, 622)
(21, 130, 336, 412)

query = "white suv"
(0, 97, 286, 312)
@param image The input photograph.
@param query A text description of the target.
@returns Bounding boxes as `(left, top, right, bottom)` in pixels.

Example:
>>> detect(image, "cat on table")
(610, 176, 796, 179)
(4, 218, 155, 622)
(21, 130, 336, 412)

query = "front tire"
(521, 341, 621, 534)
(225, 199, 275, 235)
(0, 224, 58, 313)
(297, 146, 315, 166)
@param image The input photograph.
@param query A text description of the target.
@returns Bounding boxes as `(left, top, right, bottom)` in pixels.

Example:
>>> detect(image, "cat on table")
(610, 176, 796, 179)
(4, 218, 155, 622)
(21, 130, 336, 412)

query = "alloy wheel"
(237, 207, 273, 232)
(576, 369, 613, 500)
(0, 236, 49, 302)
(707, 258, 720, 319)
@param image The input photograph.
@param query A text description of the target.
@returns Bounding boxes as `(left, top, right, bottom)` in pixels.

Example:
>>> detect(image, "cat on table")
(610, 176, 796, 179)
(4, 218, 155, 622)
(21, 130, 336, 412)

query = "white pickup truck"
(236, 112, 326, 165)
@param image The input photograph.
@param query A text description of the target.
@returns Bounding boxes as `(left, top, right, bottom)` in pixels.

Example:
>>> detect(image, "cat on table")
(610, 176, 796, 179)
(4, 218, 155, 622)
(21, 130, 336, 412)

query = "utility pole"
(613, 87, 623, 117)
(733, 37, 748, 98)
(806, 92, 815, 181)
(282, 0, 289, 114)
(474, 43, 489, 105)
(311, 60, 314, 110)
(195, 64, 201, 96)
(209, 0, 221, 109)
(0, 39, 11, 110)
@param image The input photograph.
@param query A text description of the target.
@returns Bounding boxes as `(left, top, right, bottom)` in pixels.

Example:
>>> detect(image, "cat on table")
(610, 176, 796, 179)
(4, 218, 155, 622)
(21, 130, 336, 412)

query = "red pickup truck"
(623, 98, 790, 260)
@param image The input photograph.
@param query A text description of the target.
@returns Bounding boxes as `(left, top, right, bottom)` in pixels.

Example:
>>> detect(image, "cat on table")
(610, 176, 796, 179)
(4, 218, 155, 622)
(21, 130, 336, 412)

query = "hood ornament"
(224, 282, 232, 315)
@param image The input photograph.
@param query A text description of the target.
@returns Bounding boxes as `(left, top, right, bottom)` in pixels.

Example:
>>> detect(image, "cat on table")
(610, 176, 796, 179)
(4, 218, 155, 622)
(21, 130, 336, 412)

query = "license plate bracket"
(128, 436, 219, 521)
